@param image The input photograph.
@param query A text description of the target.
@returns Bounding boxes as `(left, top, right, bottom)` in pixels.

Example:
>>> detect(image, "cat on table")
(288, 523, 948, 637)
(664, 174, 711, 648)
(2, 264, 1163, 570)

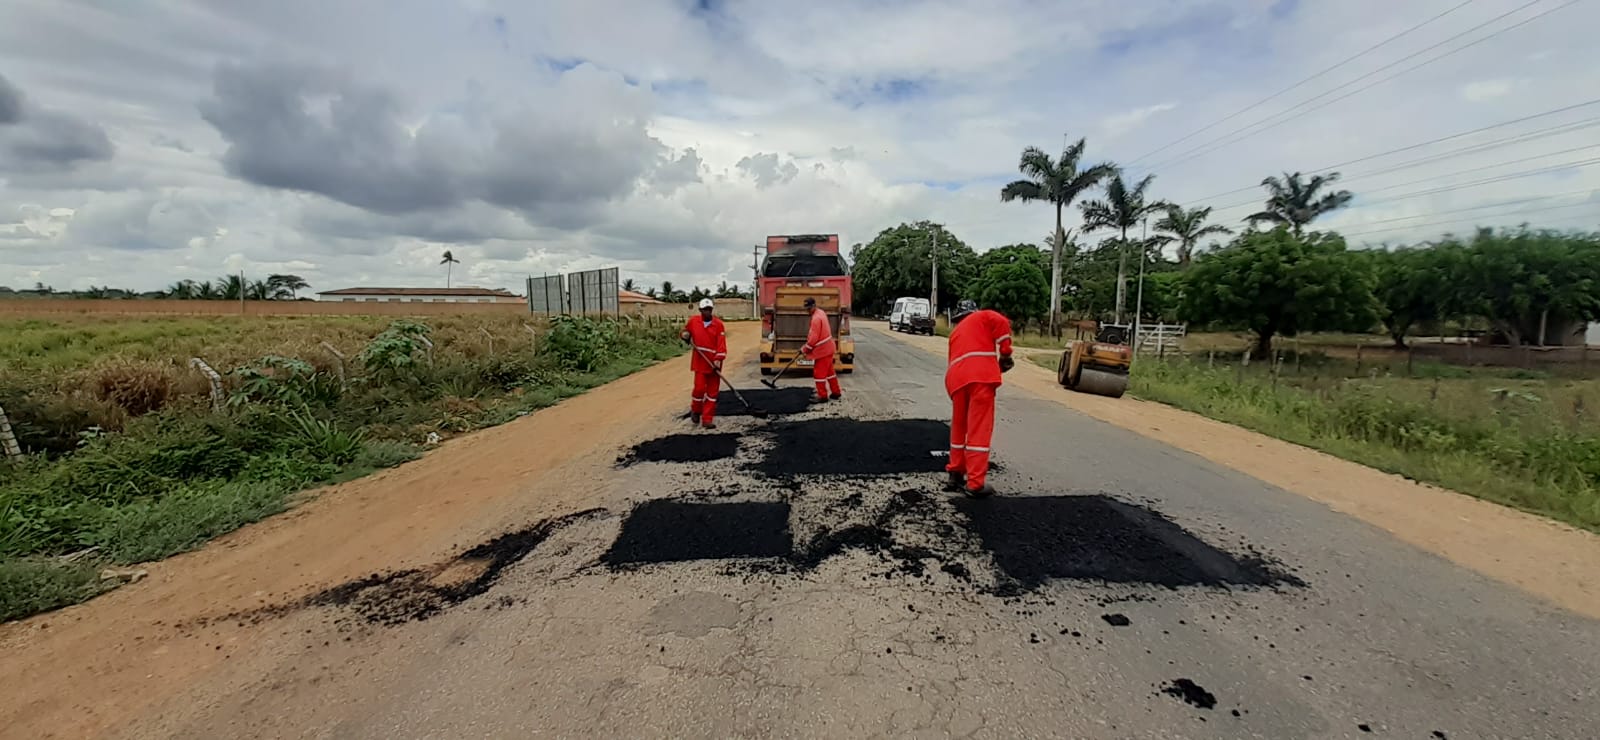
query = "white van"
(889, 297, 934, 335)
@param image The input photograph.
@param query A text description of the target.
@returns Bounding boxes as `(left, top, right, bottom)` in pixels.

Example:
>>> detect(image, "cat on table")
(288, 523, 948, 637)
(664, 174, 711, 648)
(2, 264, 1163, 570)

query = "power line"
(1210, 155, 1600, 213)
(1123, 0, 1478, 167)
(1144, 0, 1570, 173)
(1341, 199, 1599, 238)
(1332, 188, 1597, 228)
(1358, 143, 1600, 195)
(1176, 102, 1600, 205)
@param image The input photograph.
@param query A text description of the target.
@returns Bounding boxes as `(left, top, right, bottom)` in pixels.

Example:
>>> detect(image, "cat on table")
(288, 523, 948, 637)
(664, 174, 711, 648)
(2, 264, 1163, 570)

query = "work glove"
(680, 331, 691, 344)
(800, 344, 812, 356)
(999, 354, 1015, 373)
(713, 360, 723, 370)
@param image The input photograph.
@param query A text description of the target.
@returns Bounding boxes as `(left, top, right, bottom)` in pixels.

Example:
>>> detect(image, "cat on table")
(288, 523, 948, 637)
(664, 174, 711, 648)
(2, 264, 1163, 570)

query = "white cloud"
(1460, 79, 1515, 103)
(2, 0, 1599, 293)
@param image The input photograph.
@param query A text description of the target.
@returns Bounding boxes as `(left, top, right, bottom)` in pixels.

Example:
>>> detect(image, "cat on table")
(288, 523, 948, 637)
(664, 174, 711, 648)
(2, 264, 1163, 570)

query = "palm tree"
(1080, 174, 1171, 323)
(644, 287, 658, 299)
(440, 250, 461, 288)
(659, 280, 677, 302)
(1156, 205, 1233, 267)
(1245, 171, 1354, 236)
(218, 274, 246, 301)
(166, 280, 198, 300)
(622, 278, 636, 292)
(267, 274, 310, 300)
(247, 280, 273, 301)
(1000, 138, 1117, 335)
(195, 280, 218, 300)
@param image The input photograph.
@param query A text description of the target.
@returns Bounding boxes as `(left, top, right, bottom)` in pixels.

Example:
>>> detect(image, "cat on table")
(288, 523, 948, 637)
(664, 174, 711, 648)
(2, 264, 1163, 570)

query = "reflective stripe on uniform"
(812, 336, 834, 346)
(966, 445, 991, 452)
(948, 350, 999, 369)
(950, 444, 966, 450)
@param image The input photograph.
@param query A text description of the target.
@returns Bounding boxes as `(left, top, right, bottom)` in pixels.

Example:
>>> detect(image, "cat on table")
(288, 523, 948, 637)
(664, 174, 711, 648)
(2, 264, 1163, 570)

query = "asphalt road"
(128, 324, 1600, 739)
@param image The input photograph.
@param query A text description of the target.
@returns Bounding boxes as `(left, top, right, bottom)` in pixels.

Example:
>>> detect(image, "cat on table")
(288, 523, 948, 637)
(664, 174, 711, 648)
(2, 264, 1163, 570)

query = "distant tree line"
(0, 275, 313, 301)
(623, 277, 751, 304)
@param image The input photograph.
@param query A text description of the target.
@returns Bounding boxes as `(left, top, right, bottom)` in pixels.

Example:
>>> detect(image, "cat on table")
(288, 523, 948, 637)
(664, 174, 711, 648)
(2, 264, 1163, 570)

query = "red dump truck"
(758, 234, 855, 375)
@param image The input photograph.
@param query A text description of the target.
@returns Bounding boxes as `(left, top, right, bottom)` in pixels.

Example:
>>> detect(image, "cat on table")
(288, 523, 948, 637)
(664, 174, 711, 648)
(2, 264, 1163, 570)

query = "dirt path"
(0, 325, 752, 740)
(881, 324, 1600, 619)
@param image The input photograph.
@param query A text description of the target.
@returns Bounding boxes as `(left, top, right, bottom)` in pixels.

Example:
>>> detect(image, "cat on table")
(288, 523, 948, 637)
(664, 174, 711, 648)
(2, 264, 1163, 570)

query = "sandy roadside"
(877, 324, 1600, 620)
(0, 323, 755, 740)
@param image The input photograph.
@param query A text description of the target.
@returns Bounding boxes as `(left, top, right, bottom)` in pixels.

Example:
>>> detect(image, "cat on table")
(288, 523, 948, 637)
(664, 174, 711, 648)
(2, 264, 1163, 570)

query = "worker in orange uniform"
(799, 296, 841, 404)
(680, 298, 729, 429)
(944, 299, 1014, 497)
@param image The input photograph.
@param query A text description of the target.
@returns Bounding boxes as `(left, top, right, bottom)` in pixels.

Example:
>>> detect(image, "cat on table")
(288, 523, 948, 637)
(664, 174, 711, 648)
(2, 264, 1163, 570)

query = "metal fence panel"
(526, 275, 565, 314)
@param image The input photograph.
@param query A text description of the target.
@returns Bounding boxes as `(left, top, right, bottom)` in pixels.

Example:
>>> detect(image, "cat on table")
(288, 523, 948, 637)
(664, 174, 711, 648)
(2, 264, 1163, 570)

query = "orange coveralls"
(801, 307, 840, 398)
(944, 309, 1013, 489)
(684, 315, 728, 424)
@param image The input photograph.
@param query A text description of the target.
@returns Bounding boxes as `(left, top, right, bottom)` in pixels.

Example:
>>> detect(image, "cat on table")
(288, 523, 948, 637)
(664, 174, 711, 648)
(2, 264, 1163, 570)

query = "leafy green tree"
(267, 274, 310, 300)
(999, 138, 1117, 334)
(1444, 227, 1600, 346)
(849, 221, 978, 315)
(978, 243, 1052, 278)
(1156, 205, 1232, 267)
(974, 261, 1050, 330)
(1079, 173, 1171, 324)
(247, 280, 273, 301)
(1369, 246, 1451, 348)
(1245, 171, 1353, 236)
(1181, 227, 1377, 357)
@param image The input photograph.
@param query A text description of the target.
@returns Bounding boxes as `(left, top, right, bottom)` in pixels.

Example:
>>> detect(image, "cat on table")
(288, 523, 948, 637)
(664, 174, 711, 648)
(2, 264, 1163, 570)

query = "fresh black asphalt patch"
(751, 418, 950, 476)
(954, 495, 1304, 591)
(209, 509, 605, 628)
(619, 432, 740, 465)
(602, 500, 792, 565)
(1162, 678, 1218, 709)
(715, 387, 813, 417)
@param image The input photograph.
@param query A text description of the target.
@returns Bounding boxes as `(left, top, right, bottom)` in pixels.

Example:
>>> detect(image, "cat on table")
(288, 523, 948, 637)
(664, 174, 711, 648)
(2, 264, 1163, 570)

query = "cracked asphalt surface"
(122, 324, 1600, 739)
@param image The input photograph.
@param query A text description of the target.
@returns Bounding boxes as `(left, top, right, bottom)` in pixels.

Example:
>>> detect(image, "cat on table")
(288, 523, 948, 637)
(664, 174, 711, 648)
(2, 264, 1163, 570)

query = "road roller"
(1056, 323, 1132, 398)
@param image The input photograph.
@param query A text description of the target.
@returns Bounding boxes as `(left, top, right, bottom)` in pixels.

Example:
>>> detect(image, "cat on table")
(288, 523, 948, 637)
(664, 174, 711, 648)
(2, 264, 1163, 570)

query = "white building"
(316, 287, 522, 304)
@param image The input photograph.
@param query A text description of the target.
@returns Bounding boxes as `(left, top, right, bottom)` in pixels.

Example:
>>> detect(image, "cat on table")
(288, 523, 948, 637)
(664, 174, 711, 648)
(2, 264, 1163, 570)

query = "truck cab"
(758, 234, 855, 375)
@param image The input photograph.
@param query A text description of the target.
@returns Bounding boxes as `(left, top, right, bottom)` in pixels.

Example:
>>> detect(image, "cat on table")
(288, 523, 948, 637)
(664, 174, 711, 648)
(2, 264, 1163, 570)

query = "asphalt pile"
(1162, 678, 1218, 709)
(750, 418, 950, 477)
(619, 433, 740, 465)
(602, 500, 793, 565)
(716, 387, 813, 417)
(954, 494, 1304, 591)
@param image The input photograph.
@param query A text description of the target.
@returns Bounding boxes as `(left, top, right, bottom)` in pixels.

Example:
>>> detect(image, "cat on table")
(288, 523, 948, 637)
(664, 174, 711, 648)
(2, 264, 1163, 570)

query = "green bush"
(0, 558, 104, 622)
(543, 316, 618, 372)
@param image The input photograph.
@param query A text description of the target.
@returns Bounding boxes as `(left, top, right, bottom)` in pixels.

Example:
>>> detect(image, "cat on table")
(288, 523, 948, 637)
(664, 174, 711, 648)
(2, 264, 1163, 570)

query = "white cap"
(698, 298, 714, 309)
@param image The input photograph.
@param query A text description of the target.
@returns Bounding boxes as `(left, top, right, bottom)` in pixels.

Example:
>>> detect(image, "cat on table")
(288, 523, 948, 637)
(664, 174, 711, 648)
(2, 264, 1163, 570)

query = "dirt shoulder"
(0, 324, 752, 739)
(878, 325, 1600, 620)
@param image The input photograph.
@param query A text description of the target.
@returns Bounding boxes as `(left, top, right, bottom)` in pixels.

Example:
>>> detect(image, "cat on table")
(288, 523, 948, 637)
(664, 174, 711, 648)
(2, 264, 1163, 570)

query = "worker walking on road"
(680, 298, 728, 429)
(944, 299, 1014, 497)
(799, 296, 841, 404)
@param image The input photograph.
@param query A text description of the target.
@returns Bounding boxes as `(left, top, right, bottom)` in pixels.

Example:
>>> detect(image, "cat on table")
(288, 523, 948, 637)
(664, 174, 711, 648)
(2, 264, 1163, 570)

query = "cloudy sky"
(2, 0, 1598, 295)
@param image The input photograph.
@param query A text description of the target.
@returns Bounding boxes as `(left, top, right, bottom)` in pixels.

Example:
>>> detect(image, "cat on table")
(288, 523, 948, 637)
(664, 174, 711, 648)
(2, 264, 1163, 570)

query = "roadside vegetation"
(0, 313, 684, 621)
(868, 136, 1600, 532)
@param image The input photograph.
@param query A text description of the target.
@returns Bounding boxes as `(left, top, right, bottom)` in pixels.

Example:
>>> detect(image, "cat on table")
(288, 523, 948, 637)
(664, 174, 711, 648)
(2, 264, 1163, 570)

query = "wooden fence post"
(188, 358, 225, 411)
(1355, 343, 1364, 377)
(1407, 345, 1415, 377)
(1208, 350, 1215, 368)
(479, 327, 495, 355)
(1272, 353, 1282, 391)
(0, 403, 22, 459)
(319, 342, 347, 388)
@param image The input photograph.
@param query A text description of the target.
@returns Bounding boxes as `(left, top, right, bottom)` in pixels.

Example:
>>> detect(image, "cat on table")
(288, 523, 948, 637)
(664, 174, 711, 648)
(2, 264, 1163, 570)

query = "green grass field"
(1032, 348, 1600, 531)
(0, 313, 685, 621)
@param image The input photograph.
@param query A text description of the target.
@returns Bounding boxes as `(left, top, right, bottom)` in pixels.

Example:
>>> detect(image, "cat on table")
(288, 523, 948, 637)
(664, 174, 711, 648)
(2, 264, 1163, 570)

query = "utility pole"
(750, 245, 760, 319)
(929, 225, 939, 317)
(1134, 218, 1148, 349)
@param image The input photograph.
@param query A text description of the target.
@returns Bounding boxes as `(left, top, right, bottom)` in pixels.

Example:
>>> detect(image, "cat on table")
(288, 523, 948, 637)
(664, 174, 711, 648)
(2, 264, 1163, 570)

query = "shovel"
(693, 346, 768, 418)
(761, 351, 805, 390)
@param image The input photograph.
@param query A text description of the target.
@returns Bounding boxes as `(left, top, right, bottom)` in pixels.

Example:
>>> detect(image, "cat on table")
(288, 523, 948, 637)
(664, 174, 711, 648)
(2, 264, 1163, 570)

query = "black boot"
(830, 392, 842, 400)
(944, 471, 966, 492)
(808, 394, 828, 404)
(963, 483, 997, 499)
